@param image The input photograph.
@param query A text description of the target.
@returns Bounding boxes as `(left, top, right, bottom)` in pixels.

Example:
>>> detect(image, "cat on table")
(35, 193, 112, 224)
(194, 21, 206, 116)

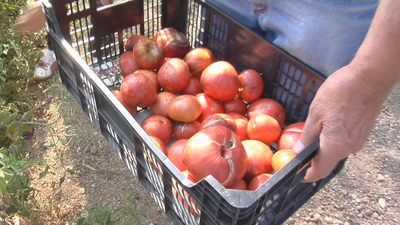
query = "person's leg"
(34, 32, 57, 80)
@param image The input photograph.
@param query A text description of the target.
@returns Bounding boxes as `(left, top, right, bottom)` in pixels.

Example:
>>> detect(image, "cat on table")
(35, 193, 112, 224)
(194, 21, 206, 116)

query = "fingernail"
(292, 140, 304, 154)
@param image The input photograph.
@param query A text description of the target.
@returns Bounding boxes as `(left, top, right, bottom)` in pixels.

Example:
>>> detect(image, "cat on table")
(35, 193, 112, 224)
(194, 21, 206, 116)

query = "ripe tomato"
(134, 69, 160, 93)
(226, 112, 249, 141)
(158, 58, 191, 93)
(111, 90, 137, 116)
(181, 170, 197, 183)
(141, 115, 174, 144)
(200, 113, 238, 134)
(119, 51, 141, 77)
(223, 95, 247, 116)
(184, 47, 215, 77)
(133, 38, 166, 70)
(144, 136, 167, 172)
(277, 122, 305, 150)
(238, 69, 264, 102)
(247, 98, 286, 126)
(195, 93, 224, 123)
(241, 140, 274, 181)
(248, 173, 273, 191)
(227, 179, 248, 190)
(201, 61, 240, 101)
(120, 72, 157, 108)
(167, 139, 188, 171)
(180, 76, 203, 96)
(174, 121, 201, 140)
(168, 95, 202, 122)
(247, 114, 281, 145)
(149, 136, 167, 155)
(153, 27, 190, 58)
(271, 149, 297, 172)
(124, 34, 148, 51)
(182, 125, 248, 188)
(149, 91, 177, 119)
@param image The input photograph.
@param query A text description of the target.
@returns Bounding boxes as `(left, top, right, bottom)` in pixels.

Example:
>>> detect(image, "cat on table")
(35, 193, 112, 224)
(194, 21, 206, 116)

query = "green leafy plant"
(76, 203, 121, 225)
(0, 101, 48, 218)
(117, 194, 147, 225)
(75, 195, 146, 225)
(0, 0, 49, 219)
(2, 1, 144, 223)
(0, 145, 46, 218)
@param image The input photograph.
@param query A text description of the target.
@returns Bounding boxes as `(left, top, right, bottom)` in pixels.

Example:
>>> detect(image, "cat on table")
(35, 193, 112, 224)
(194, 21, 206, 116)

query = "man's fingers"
(293, 111, 321, 154)
(292, 140, 305, 154)
(301, 146, 340, 183)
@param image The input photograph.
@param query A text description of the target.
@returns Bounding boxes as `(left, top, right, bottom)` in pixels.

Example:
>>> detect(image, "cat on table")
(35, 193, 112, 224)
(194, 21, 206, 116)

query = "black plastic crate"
(42, 0, 346, 224)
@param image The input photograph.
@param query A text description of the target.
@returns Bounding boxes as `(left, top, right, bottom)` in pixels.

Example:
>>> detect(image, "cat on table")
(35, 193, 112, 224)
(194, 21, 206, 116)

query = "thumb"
(293, 116, 321, 154)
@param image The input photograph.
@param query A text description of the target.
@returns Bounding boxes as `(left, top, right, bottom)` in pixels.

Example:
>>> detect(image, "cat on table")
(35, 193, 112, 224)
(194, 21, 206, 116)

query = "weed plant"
(0, 0, 49, 219)
(1, 1, 146, 224)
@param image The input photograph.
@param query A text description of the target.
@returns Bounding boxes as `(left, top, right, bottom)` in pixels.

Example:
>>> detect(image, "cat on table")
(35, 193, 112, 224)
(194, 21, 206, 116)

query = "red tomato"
(158, 58, 192, 93)
(174, 121, 201, 140)
(141, 115, 174, 144)
(226, 112, 249, 141)
(200, 113, 238, 134)
(153, 27, 190, 58)
(247, 114, 281, 145)
(241, 140, 274, 181)
(167, 95, 202, 122)
(145, 136, 167, 172)
(227, 179, 248, 190)
(149, 136, 167, 155)
(223, 95, 247, 116)
(124, 34, 148, 51)
(133, 38, 166, 70)
(277, 122, 305, 150)
(111, 90, 137, 116)
(167, 139, 188, 171)
(272, 149, 297, 172)
(181, 170, 197, 183)
(134, 69, 160, 93)
(238, 69, 264, 102)
(184, 47, 215, 77)
(119, 51, 141, 77)
(149, 91, 177, 119)
(182, 126, 248, 188)
(248, 173, 273, 191)
(120, 72, 157, 108)
(180, 76, 203, 96)
(195, 93, 224, 123)
(247, 98, 286, 126)
(201, 61, 240, 101)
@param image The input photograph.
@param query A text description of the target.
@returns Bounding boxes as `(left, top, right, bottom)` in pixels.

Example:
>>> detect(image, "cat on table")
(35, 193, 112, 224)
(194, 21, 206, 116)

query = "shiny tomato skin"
(201, 61, 240, 101)
(247, 98, 286, 126)
(182, 125, 248, 188)
(238, 69, 264, 103)
(120, 72, 157, 108)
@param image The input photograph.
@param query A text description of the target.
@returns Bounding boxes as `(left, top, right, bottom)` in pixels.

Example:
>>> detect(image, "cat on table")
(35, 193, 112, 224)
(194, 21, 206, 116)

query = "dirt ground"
(13, 70, 400, 225)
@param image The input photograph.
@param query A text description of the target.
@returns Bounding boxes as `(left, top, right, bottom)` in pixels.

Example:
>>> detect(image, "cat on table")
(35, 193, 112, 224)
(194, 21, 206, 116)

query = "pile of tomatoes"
(112, 27, 305, 192)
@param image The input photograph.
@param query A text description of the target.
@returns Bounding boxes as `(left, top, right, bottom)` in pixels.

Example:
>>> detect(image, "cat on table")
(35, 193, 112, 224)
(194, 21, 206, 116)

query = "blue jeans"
(206, 0, 378, 76)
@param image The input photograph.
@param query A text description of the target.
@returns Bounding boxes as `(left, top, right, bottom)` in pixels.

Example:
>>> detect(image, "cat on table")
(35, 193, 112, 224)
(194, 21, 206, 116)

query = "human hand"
(100, 0, 111, 6)
(14, 1, 46, 34)
(292, 64, 392, 183)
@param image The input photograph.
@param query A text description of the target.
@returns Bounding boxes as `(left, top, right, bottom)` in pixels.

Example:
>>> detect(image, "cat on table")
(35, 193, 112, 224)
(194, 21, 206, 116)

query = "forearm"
(350, 0, 400, 90)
